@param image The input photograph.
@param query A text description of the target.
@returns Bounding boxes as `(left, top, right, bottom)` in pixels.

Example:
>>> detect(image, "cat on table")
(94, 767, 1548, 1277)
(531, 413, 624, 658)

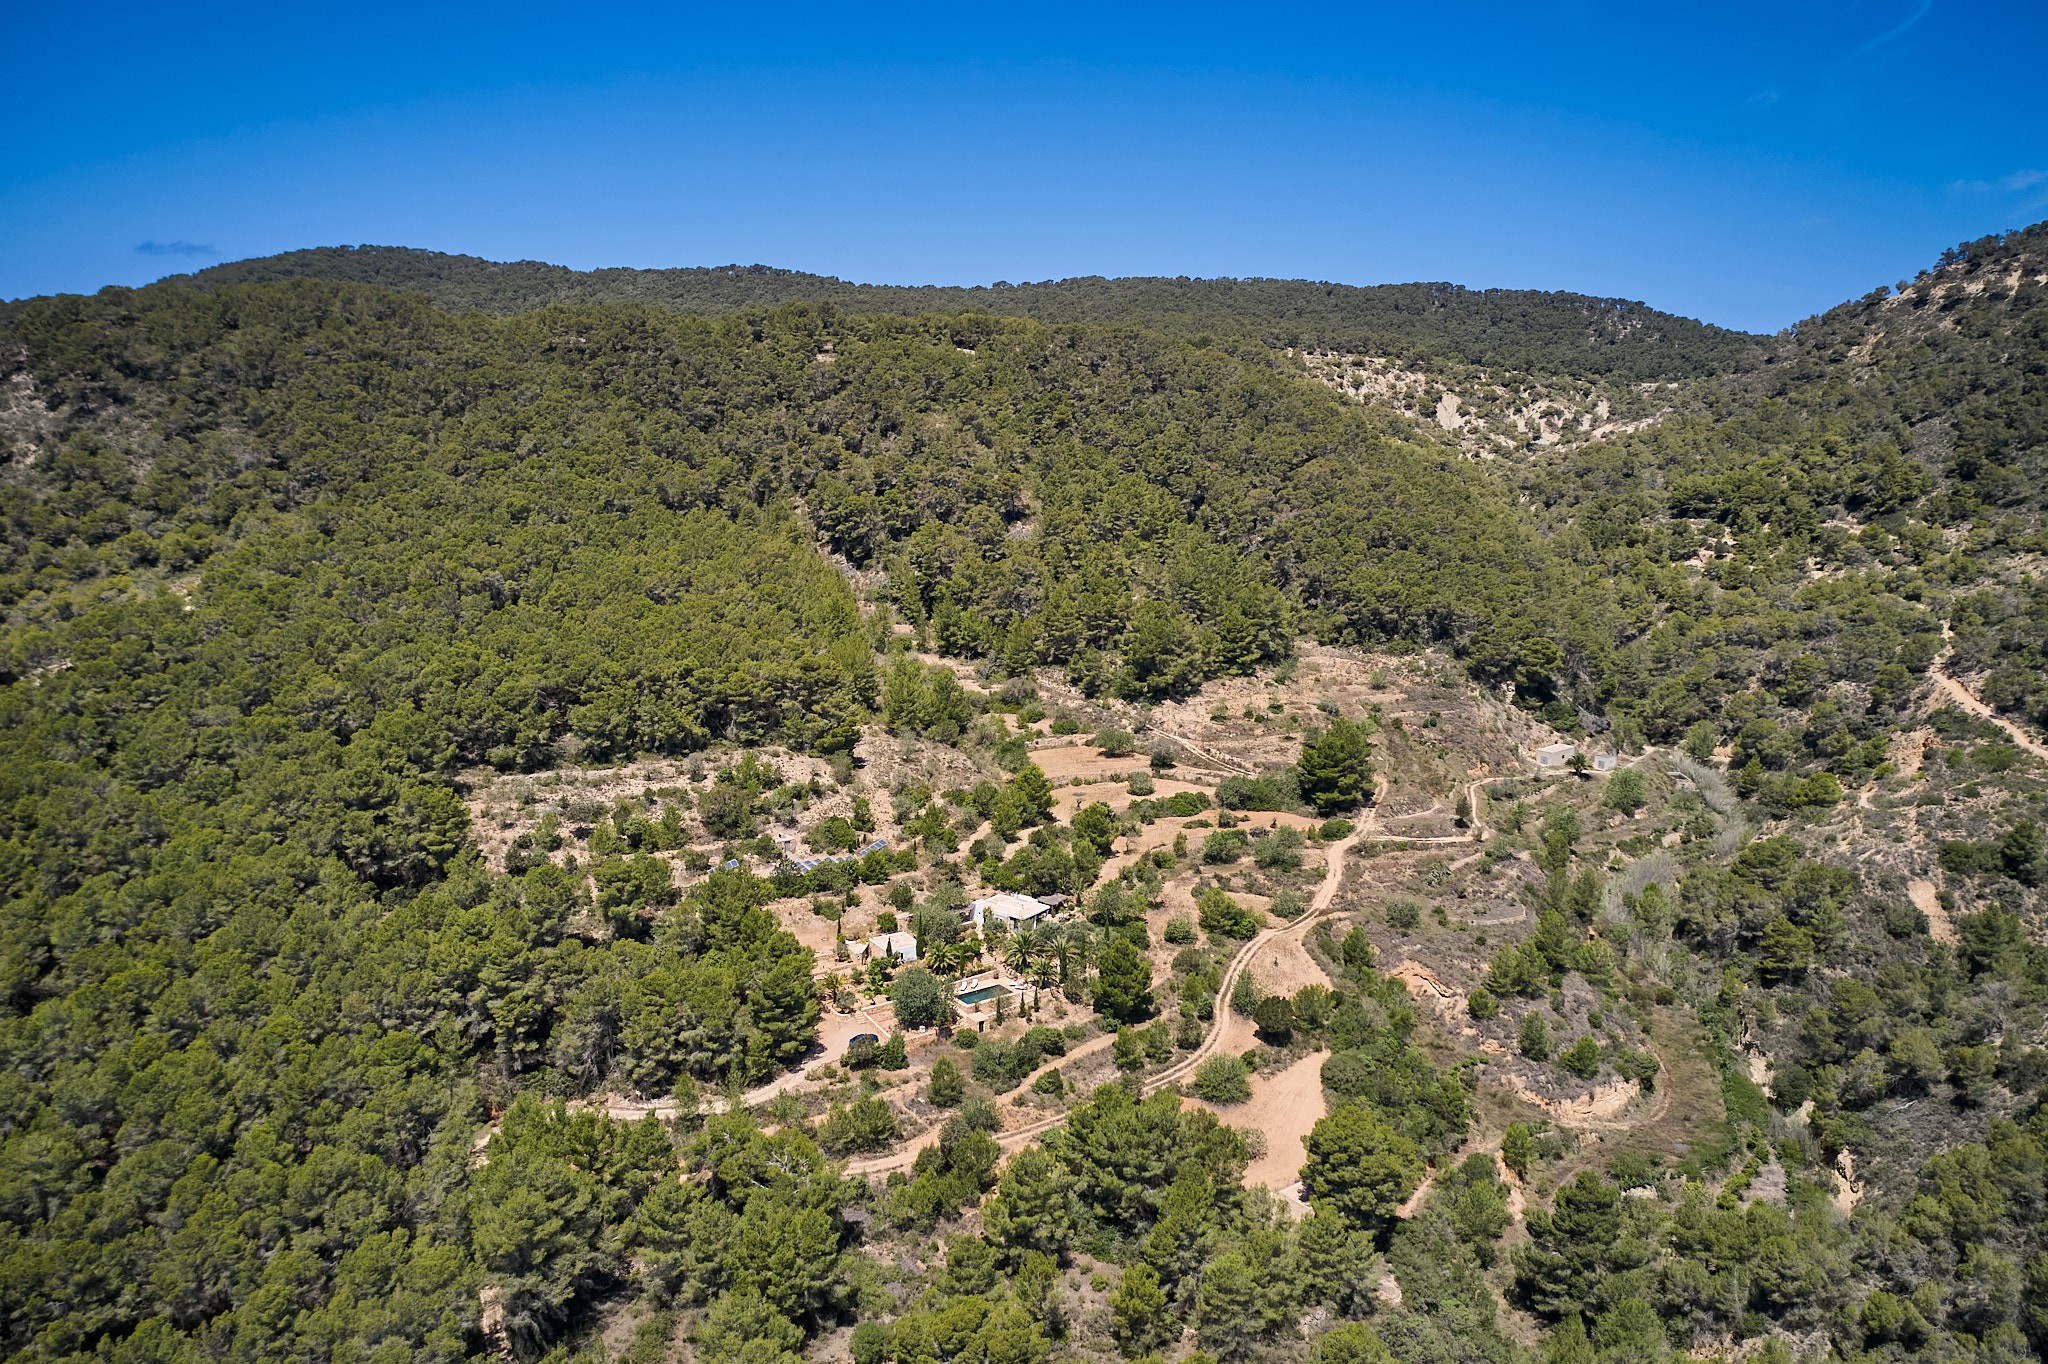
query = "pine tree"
(1110, 1264, 1172, 1356)
(1094, 934, 1154, 1022)
(1297, 719, 1376, 815)
(1302, 1105, 1423, 1231)
(1010, 763, 1055, 823)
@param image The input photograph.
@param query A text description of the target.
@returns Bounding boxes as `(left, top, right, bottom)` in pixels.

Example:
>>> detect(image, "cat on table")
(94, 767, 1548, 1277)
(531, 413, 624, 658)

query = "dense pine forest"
(0, 223, 2044, 1364)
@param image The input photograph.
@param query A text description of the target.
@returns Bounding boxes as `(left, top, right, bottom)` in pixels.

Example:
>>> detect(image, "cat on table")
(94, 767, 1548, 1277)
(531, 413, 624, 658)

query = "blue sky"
(4, 2, 2044, 332)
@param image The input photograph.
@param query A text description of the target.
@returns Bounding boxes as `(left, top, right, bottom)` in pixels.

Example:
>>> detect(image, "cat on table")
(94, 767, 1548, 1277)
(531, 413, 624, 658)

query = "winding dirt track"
(1929, 654, 2048, 762)
(1892, 634, 2048, 947)
(845, 831, 1364, 1175)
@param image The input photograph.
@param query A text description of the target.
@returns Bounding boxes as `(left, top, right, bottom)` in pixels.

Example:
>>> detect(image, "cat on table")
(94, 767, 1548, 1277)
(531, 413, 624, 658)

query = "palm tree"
(1058, 923, 1093, 991)
(1003, 928, 1040, 979)
(925, 933, 962, 978)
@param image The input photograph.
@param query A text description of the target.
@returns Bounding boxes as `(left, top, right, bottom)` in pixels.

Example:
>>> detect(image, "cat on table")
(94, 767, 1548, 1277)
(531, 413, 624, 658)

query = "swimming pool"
(956, 984, 1014, 1006)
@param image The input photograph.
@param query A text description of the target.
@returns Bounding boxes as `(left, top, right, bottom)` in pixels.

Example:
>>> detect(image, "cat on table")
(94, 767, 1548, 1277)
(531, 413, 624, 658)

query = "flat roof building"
(860, 931, 919, 963)
(970, 892, 1054, 931)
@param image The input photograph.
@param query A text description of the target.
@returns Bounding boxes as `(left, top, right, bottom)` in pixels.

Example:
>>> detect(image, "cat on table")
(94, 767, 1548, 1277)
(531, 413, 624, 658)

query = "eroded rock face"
(1504, 1075, 1644, 1126)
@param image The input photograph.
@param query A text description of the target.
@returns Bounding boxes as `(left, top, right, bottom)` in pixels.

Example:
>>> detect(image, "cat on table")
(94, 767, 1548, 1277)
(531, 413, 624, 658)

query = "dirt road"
(845, 830, 1364, 1175)
(1897, 637, 2041, 946)
(1929, 657, 2048, 762)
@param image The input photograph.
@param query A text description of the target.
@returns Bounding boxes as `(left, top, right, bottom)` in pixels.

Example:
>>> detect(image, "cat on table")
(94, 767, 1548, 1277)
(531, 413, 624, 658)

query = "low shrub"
(1192, 1054, 1252, 1104)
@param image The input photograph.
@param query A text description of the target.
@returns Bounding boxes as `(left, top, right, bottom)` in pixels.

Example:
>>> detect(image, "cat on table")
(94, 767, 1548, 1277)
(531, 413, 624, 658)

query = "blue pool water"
(956, 984, 1011, 1006)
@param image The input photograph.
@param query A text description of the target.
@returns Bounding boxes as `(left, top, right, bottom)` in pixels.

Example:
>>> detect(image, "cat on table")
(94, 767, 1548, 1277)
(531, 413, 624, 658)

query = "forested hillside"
(0, 225, 2044, 1364)
(164, 246, 1763, 382)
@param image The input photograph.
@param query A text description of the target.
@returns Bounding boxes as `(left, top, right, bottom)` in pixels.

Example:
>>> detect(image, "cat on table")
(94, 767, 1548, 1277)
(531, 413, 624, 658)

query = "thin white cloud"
(1949, 170, 2047, 194)
(1848, 0, 1934, 58)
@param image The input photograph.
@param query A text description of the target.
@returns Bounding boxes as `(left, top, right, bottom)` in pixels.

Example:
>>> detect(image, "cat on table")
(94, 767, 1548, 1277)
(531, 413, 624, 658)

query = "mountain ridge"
(155, 244, 1765, 384)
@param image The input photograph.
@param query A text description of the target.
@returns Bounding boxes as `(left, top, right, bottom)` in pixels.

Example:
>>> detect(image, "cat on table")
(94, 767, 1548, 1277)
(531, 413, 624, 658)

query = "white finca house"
(969, 891, 1054, 932)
